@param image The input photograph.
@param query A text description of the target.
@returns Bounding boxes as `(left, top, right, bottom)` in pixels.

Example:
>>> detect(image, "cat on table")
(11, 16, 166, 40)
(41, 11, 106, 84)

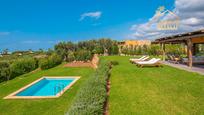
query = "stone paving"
(162, 61, 204, 75)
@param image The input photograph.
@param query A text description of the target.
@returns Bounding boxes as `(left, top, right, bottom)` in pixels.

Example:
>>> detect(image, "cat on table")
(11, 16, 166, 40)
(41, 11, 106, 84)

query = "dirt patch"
(64, 54, 99, 69)
(104, 80, 110, 115)
(31, 68, 41, 73)
(64, 61, 94, 68)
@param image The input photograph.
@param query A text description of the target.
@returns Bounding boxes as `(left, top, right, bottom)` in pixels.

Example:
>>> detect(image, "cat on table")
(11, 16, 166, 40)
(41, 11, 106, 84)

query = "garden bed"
(64, 54, 99, 69)
(64, 61, 94, 68)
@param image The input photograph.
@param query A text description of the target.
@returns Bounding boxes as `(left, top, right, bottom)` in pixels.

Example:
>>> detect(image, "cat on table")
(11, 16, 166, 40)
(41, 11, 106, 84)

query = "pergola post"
(161, 43, 166, 61)
(192, 44, 196, 55)
(187, 39, 193, 68)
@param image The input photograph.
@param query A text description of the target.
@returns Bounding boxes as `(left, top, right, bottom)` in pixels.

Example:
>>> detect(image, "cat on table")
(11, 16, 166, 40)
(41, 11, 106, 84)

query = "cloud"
(21, 40, 41, 44)
(80, 11, 102, 21)
(21, 40, 61, 44)
(130, 0, 204, 40)
(0, 32, 10, 36)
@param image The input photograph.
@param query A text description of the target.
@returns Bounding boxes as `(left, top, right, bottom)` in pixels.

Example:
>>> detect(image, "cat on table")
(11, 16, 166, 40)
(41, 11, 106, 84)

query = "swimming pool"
(4, 77, 80, 99)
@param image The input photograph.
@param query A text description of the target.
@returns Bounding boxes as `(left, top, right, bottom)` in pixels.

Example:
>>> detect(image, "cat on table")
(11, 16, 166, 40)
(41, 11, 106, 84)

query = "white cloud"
(21, 40, 61, 44)
(181, 18, 203, 26)
(130, 0, 204, 40)
(0, 32, 10, 36)
(21, 40, 41, 44)
(80, 11, 102, 21)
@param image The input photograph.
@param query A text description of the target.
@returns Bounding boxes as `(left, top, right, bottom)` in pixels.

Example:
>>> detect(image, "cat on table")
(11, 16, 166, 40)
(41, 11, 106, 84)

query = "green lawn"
(0, 64, 94, 115)
(102, 56, 204, 115)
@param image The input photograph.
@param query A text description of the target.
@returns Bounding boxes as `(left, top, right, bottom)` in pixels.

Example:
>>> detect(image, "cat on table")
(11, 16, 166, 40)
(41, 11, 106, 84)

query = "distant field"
(0, 53, 43, 62)
(102, 56, 204, 115)
(0, 64, 94, 115)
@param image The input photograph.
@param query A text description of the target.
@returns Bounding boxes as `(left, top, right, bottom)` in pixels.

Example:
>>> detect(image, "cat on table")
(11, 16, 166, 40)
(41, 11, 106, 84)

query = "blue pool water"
(16, 78, 75, 96)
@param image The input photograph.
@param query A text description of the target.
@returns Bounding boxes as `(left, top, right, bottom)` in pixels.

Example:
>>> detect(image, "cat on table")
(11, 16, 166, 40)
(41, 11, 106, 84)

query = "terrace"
(153, 29, 204, 74)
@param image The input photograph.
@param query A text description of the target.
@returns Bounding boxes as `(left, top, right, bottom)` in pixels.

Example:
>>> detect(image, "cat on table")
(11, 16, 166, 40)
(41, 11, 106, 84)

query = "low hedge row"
(0, 57, 38, 82)
(40, 53, 62, 70)
(67, 60, 111, 115)
(0, 61, 10, 82)
(10, 57, 37, 78)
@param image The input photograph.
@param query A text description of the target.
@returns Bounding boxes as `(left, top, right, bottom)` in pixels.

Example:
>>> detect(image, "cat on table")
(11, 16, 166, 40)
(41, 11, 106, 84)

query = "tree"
(99, 38, 113, 55)
(55, 42, 68, 61)
(54, 41, 76, 61)
(38, 48, 44, 53)
(46, 48, 54, 55)
(2, 49, 9, 55)
(54, 39, 119, 61)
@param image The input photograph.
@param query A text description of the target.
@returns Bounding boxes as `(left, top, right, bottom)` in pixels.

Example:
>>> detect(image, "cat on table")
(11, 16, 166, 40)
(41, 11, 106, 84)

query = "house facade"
(118, 40, 151, 54)
(118, 40, 151, 48)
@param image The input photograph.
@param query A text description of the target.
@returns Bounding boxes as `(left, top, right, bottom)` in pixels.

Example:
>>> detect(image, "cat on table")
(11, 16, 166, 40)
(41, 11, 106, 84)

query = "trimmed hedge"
(0, 61, 10, 82)
(0, 57, 38, 82)
(40, 53, 62, 70)
(10, 57, 37, 78)
(67, 60, 111, 115)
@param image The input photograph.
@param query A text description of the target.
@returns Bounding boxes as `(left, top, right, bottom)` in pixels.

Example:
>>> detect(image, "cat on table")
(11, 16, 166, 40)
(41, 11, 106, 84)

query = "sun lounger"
(134, 58, 156, 65)
(131, 56, 149, 63)
(129, 56, 146, 62)
(135, 58, 162, 67)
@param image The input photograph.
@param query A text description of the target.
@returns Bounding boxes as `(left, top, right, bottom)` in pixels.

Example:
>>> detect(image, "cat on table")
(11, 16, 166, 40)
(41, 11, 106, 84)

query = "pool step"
(54, 83, 65, 95)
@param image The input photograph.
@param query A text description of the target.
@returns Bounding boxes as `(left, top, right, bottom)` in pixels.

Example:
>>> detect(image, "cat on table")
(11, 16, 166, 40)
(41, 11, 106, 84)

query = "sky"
(0, 0, 203, 51)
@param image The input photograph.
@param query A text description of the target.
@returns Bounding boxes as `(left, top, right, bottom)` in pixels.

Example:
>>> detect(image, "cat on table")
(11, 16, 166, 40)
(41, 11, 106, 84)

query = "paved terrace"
(162, 61, 204, 75)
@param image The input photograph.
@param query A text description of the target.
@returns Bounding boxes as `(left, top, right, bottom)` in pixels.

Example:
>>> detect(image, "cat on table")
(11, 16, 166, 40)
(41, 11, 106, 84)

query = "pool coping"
(3, 76, 80, 99)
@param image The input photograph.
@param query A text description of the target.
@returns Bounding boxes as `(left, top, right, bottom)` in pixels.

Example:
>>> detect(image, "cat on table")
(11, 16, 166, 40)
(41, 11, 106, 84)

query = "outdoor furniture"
(135, 58, 162, 67)
(183, 56, 204, 64)
(129, 56, 149, 63)
(134, 58, 156, 65)
(167, 55, 181, 64)
(129, 56, 146, 62)
(131, 56, 150, 63)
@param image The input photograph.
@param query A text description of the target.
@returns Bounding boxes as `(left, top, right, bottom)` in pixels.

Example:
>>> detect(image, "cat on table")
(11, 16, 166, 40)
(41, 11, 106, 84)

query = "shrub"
(39, 59, 50, 70)
(40, 53, 62, 70)
(67, 60, 111, 115)
(110, 61, 119, 66)
(0, 61, 10, 82)
(10, 57, 37, 78)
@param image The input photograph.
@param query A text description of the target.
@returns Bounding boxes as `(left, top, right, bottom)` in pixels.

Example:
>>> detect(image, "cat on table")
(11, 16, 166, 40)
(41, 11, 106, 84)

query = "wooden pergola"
(154, 29, 204, 67)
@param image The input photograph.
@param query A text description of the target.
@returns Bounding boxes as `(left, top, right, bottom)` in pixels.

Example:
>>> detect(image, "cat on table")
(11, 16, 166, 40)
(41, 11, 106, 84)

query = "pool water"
(16, 78, 75, 96)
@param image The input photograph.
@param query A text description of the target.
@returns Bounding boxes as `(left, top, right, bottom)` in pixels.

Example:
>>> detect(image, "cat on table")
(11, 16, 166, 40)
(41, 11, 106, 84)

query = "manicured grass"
(102, 56, 204, 115)
(0, 64, 94, 115)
